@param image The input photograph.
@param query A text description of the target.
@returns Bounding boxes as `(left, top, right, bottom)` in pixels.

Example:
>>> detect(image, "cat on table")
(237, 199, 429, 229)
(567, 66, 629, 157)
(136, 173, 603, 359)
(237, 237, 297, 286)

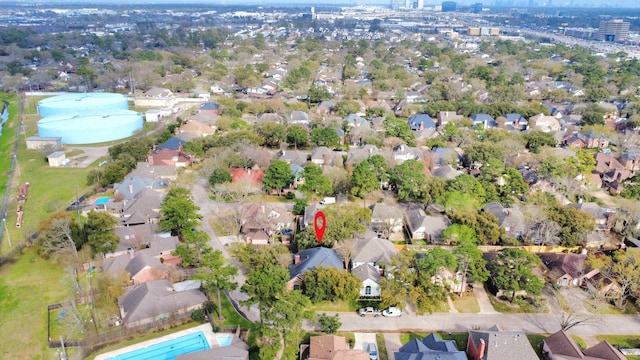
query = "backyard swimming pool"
(106, 331, 210, 360)
(95, 197, 109, 205)
(216, 334, 233, 347)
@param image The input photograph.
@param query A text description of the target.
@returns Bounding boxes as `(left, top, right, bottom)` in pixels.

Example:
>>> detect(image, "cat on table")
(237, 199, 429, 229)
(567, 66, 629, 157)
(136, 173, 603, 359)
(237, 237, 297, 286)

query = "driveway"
(473, 285, 498, 314)
(354, 332, 377, 354)
(383, 333, 402, 360)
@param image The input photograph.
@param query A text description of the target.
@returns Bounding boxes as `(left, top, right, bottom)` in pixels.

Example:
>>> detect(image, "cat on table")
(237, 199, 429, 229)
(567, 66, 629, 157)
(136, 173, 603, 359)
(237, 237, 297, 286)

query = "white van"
(319, 197, 336, 205)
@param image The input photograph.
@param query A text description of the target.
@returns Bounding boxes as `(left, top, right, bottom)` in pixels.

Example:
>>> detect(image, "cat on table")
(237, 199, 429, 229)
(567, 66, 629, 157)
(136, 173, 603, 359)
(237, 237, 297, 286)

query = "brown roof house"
(176, 120, 216, 141)
(103, 249, 168, 285)
(467, 325, 538, 360)
(538, 252, 587, 287)
(148, 149, 192, 168)
(543, 330, 626, 360)
(594, 153, 633, 194)
(301, 335, 369, 360)
(240, 203, 292, 245)
(118, 279, 206, 329)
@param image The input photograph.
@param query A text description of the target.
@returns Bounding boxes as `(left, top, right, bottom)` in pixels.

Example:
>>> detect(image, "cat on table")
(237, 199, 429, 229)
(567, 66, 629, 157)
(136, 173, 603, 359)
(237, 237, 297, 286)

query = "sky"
(3, 0, 640, 7)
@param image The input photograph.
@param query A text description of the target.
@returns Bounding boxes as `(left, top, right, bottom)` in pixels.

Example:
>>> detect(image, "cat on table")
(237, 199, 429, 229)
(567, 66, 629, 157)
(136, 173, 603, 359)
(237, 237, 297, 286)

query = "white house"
(352, 264, 381, 297)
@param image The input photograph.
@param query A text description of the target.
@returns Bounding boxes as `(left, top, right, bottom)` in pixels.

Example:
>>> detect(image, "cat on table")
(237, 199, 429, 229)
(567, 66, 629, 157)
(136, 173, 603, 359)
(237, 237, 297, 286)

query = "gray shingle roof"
(468, 327, 538, 360)
(352, 264, 381, 282)
(119, 279, 206, 325)
(352, 236, 398, 265)
(396, 333, 467, 360)
(288, 247, 344, 280)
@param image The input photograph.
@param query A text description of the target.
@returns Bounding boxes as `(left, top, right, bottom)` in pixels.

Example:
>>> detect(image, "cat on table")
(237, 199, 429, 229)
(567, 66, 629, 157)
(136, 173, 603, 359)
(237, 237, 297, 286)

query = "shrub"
(191, 309, 205, 322)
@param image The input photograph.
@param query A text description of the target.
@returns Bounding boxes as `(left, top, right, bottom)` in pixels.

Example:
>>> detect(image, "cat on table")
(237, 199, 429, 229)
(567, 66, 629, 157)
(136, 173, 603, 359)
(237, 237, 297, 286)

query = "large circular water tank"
(37, 110, 144, 144)
(38, 93, 128, 117)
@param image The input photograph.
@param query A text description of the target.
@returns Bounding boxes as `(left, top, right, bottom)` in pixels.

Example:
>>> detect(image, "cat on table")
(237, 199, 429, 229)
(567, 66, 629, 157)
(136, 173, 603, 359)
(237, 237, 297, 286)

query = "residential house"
(437, 111, 463, 127)
(257, 112, 284, 124)
(134, 87, 177, 108)
(483, 252, 544, 299)
(583, 131, 610, 149)
(370, 203, 404, 235)
(404, 208, 450, 243)
(290, 110, 310, 125)
(467, 325, 538, 360)
(277, 150, 308, 167)
(148, 149, 192, 168)
(414, 253, 467, 293)
(543, 330, 626, 360)
(395, 333, 468, 360)
(352, 263, 382, 297)
(431, 165, 463, 180)
(290, 164, 305, 188)
(351, 233, 398, 271)
(484, 202, 525, 240)
(129, 162, 178, 182)
(529, 113, 561, 132)
(569, 202, 613, 233)
(582, 267, 622, 301)
(287, 247, 344, 290)
(594, 152, 633, 194)
(563, 133, 587, 149)
(113, 177, 168, 201)
(177, 336, 249, 360)
(229, 168, 265, 187)
(240, 203, 293, 245)
(430, 147, 462, 167)
(119, 188, 164, 226)
(103, 250, 168, 285)
(538, 253, 587, 287)
(303, 335, 369, 360)
(346, 145, 382, 167)
(408, 114, 436, 131)
(310, 147, 342, 167)
(176, 120, 216, 141)
(499, 113, 527, 131)
(393, 144, 422, 165)
(111, 223, 159, 257)
(199, 102, 221, 116)
(618, 150, 640, 171)
(157, 136, 186, 152)
(344, 113, 367, 128)
(470, 113, 497, 129)
(118, 279, 206, 329)
(301, 203, 325, 231)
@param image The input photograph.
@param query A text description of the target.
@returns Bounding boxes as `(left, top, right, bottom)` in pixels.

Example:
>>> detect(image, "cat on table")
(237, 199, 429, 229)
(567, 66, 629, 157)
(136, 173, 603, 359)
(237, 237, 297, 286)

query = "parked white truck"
(319, 197, 336, 205)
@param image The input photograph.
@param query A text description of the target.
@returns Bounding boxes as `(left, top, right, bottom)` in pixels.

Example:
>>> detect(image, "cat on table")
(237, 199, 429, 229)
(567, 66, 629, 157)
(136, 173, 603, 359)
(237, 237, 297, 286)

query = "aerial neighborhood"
(1, 1, 640, 360)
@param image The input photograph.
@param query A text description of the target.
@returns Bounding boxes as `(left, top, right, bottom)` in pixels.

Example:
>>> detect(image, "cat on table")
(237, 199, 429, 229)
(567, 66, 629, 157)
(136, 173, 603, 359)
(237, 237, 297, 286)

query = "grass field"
(376, 333, 388, 360)
(451, 292, 481, 313)
(0, 248, 68, 359)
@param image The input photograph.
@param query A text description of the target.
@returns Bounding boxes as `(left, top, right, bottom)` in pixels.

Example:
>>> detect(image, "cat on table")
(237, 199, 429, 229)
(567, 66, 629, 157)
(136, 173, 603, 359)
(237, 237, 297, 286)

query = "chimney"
(478, 338, 486, 360)
(294, 254, 300, 264)
(128, 184, 133, 193)
(420, 121, 424, 130)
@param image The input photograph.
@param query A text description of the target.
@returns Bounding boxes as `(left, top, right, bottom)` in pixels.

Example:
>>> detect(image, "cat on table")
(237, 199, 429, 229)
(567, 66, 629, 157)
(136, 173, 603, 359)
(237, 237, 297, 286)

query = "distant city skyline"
(2, 0, 639, 8)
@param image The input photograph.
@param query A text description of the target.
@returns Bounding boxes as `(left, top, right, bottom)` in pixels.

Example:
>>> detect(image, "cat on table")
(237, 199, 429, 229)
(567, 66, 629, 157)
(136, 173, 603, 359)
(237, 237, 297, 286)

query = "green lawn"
(487, 292, 546, 313)
(571, 335, 586, 349)
(218, 291, 253, 329)
(0, 248, 68, 359)
(527, 334, 548, 359)
(376, 333, 388, 360)
(451, 292, 481, 313)
(310, 300, 354, 313)
(596, 335, 640, 348)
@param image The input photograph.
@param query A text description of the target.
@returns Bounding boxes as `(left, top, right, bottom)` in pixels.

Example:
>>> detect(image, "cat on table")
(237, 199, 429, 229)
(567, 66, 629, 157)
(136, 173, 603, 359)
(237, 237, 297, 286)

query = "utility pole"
(3, 218, 11, 247)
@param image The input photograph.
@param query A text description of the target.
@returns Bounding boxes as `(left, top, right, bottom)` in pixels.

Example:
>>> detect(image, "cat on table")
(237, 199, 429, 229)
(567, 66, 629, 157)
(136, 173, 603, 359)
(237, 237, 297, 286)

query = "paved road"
(323, 312, 640, 338)
(189, 175, 260, 322)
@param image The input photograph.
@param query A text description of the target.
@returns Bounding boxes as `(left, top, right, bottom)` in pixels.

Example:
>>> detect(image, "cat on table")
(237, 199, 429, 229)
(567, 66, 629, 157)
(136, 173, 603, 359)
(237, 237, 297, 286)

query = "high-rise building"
(597, 19, 630, 42)
(442, 1, 457, 11)
(416, 0, 424, 9)
(470, 2, 482, 13)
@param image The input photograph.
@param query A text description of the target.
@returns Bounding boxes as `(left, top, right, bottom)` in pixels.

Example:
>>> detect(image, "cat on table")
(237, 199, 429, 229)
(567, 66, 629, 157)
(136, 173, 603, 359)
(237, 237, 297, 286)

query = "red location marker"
(314, 211, 326, 244)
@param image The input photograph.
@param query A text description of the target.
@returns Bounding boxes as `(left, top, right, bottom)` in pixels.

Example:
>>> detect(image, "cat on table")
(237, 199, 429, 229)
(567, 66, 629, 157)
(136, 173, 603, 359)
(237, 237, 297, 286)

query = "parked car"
(357, 307, 381, 317)
(320, 197, 336, 204)
(367, 342, 379, 360)
(382, 307, 402, 317)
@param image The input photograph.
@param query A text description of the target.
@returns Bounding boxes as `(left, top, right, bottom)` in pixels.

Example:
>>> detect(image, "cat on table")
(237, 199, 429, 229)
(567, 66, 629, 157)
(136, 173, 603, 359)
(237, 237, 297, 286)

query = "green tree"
(256, 122, 287, 147)
(293, 198, 309, 216)
(262, 160, 295, 195)
(547, 205, 595, 246)
(463, 143, 504, 166)
(392, 159, 426, 201)
(158, 187, 202, 238)
(300, 164, 333, 195)
(310, 127, 341, 148)
(333, 100, 361, 117)
(194, 250, 238, 320)
(580, 103, 607, 126)
(442, 224, 476, 245)
(85, 211, 119, 257)
(317, 313, 341, 334)
(209, 167, 232, 186)
(523, 130, 557, 153)
(308, 84, 333, 103)
(383, 117, 415, 146)
(350, 160, 378, 198)
(286, 125, 308, 149)
(453, 237, 488, 294)
(302, 266, 360, 303)
(567, 150, 596, 180)
(488, 248, 543, 303)
(175, 229, 210, 267)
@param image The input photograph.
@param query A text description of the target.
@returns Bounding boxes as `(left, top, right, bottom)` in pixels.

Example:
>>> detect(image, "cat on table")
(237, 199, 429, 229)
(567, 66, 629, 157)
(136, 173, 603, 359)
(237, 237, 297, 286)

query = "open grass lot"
(218, 292, 253, 328)
(0, 94, 18, 197)
(0, 248, 67, 359)
(597, 335, 640, 360)
(451, 292, 481, 313)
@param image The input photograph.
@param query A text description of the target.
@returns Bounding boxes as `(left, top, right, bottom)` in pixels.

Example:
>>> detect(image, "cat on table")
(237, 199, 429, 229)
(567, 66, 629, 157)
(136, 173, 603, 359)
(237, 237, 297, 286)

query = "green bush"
(191, 309, 205, 322)
(286, 192, 296, 199)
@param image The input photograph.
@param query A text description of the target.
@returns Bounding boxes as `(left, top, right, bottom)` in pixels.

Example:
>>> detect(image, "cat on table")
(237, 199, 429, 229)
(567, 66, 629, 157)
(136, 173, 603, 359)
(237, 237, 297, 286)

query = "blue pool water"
(95, 197, 109, 205)
(217, 335, 233, 347)
(107, 331, 210, 360)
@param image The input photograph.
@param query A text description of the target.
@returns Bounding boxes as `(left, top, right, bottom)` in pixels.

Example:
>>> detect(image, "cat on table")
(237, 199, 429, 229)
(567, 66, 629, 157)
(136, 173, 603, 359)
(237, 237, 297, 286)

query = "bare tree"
(38, 216, 81, 270)
(58, 301, 88, 342)
(334, 237, 356, 271)
(559, 312, 595, 331)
